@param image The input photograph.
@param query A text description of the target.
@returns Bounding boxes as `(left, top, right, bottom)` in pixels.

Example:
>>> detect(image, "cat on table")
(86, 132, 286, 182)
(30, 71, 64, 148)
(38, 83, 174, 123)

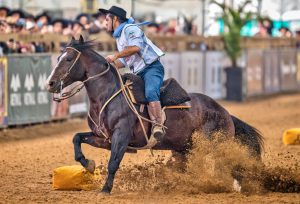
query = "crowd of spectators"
(0, 6, 198, 55)
(0, 6, 107, 55)
(254, 18, 293, 38)
(0, 6, 298, 55)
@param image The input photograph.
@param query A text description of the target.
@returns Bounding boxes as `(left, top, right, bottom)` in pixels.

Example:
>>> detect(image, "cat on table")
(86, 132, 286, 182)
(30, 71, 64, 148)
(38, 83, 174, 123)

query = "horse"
(46, 36, 263, 194)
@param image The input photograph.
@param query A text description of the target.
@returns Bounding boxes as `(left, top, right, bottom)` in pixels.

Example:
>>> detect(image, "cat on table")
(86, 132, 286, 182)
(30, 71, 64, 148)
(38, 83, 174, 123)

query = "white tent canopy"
(282, 10, 300, 21)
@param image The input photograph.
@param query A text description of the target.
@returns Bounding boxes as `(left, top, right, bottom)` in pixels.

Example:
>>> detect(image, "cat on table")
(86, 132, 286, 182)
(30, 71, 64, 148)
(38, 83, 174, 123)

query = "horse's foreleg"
(101, 125, 131, 194)
(73, 132, 93, 168)
(73, 132, 110, 172)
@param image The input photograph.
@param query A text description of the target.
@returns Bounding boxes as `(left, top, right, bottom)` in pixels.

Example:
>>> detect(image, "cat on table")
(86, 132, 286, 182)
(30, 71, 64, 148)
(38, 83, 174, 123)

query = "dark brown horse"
(46, 36, 263, 194)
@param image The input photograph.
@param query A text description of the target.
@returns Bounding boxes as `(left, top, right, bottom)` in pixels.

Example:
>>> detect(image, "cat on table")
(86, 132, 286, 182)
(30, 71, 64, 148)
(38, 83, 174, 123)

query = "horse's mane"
(67, 39, 98, 52)
(67, 39, 109, 66)
(68, 38, 121, 87)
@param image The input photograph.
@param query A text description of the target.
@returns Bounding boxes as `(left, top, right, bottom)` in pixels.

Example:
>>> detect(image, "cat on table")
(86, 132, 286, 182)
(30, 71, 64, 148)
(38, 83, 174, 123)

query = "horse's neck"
(83, 62, 120, 116)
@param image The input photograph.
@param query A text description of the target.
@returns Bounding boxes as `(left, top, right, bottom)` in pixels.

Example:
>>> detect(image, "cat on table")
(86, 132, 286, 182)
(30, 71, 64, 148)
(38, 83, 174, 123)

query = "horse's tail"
(231, 115, 264, 157)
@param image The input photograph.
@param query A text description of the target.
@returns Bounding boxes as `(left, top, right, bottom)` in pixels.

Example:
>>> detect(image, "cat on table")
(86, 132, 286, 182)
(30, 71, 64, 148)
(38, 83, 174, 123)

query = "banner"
(263, 50, 280, 94)
(280, 49, 297, 91)
(7, 54, 51, 125)
(0, 57, 8, 127)
(245, 49, 263, 96)
(204, 51, 226, 99)
(160, 53, 181, 82)
(180, 52, 204, 93)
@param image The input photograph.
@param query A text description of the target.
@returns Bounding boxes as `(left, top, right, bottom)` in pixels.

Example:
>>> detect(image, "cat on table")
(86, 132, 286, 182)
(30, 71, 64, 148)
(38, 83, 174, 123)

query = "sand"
(0, 93, 299, 203)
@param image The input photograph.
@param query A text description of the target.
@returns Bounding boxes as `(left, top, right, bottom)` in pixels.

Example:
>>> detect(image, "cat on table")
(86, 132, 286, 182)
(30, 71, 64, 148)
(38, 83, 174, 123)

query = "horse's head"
(46, 35, 86, 93)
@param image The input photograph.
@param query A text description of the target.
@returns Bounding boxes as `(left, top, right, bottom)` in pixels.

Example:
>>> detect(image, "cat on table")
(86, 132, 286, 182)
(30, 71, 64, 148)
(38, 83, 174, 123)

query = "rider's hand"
(106, 54, 118, 63)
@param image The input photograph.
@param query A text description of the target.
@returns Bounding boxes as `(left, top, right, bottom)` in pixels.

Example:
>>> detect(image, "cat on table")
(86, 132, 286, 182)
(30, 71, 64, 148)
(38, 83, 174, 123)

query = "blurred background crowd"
(0, 0, 300, 55)
(0, 7, 108, 54)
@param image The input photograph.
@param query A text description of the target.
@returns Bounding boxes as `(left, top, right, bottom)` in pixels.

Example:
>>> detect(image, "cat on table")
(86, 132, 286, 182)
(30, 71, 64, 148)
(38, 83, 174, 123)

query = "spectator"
(89, 12, 106, 34)
(71, 20, 85, 38)
(62, 20, 73, 35)
(145, 23, 160, 36)
(51, 19, 67, 34)
(279, 27, 292, 38)
(0, 6, 10, 20)
(296, 30, 300, 48)
(7, 9, 25, 24)
(262, 19, 273, 36)
(0, 41, 8, 55)
(6, 39, 18, 53)
(255, 22, 270, 37)
(76, 13, 91, 30)
(35, 12, 51, 28)
(164, 18, 177, 36)
(0, 20, 11, 33)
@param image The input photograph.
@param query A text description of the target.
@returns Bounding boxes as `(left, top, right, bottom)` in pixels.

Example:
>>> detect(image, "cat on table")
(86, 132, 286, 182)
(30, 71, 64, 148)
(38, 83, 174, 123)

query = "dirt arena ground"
(0, 93, 299, 204)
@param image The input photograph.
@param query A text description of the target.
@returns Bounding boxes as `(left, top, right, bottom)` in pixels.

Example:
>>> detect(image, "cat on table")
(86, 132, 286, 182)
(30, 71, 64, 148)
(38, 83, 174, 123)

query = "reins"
(53, 47, 110, 102)
(53, 47, 165, 151)
(87, 62, 167, 148)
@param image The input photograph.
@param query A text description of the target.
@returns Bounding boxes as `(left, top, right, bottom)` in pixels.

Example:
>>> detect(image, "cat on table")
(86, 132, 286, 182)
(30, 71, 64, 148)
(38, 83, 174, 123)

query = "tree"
(211, 0, 253, 67)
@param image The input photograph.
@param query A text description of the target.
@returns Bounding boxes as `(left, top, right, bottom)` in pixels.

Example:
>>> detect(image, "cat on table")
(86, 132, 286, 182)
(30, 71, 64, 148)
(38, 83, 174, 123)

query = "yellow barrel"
(283, 128, 300, 145)
(52, 165, 100, 190)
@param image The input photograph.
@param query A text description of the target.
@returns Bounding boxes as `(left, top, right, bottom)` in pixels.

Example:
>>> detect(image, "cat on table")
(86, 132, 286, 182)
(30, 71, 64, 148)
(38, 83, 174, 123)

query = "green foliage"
(211, 0, 253, 67)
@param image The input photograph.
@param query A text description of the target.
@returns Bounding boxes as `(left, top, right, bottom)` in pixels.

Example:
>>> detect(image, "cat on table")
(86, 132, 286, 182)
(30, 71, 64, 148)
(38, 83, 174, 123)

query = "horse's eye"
(66, 58, 72, 62)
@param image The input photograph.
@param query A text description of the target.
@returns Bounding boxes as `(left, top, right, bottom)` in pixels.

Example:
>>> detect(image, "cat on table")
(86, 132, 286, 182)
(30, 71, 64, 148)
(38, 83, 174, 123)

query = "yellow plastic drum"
(283, 128, 300, 145)
(52, 165, 100, 190)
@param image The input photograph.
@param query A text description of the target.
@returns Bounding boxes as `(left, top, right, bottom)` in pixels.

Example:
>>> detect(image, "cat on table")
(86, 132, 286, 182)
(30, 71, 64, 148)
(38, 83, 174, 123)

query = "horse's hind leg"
(231, 165, 243, 192)
(73, 132, 111, 173)
(166, 150, 188, 172)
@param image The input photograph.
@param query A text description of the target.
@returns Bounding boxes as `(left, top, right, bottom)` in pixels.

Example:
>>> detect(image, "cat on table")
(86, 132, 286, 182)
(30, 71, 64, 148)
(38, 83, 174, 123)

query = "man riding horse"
(46, 5, 263, 194)
(99, 6, 165, 142)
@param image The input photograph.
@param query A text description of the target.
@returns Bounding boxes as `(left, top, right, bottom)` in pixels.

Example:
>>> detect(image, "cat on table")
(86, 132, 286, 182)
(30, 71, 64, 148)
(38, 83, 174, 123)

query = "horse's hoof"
(100, 189, 110, 196)
(85, 160, 95, 174)
(99, 190, 110, 196)
(233, 179, 242, 192)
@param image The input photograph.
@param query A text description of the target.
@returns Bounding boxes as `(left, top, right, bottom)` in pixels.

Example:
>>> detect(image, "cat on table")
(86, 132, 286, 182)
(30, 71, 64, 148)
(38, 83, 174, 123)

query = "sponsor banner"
(204, 51, 226, 99)
(180, 52, 204, 93)
(160, 53, 181, 82)
(0, 57, 8, 127)
(7, 54, 51, 125)
(263, 50, 280, 94)
(245, 49, 264, 96)
(279, 49, 297, 91)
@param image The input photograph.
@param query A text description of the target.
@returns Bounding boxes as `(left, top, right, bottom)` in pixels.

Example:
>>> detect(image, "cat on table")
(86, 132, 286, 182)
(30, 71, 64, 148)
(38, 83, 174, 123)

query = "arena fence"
(0, 33, 297, 52)
(0, 48, 299, 127)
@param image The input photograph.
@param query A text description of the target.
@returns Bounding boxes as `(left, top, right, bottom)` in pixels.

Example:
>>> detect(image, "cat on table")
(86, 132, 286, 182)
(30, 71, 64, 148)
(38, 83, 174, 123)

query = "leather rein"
(53, 47, 110, 102)
(52, 46, 164, 150)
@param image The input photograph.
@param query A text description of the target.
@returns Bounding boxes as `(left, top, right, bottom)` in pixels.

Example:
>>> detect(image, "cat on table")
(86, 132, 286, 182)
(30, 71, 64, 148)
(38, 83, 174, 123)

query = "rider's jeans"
(137, 60, 165, 102)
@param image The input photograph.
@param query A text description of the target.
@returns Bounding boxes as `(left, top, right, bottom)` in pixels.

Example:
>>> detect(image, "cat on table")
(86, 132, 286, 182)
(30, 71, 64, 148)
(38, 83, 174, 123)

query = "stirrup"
(152, 125, 165, 140)
(144, 135, 158, 149)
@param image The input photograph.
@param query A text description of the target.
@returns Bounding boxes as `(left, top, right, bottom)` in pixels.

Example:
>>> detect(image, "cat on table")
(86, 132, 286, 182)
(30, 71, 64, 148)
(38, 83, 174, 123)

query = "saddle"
(122, 73, 191, 107)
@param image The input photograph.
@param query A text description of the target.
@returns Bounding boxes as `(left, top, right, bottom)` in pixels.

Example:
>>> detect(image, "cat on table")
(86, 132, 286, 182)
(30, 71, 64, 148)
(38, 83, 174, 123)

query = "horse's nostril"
(49, 81, 55, 87)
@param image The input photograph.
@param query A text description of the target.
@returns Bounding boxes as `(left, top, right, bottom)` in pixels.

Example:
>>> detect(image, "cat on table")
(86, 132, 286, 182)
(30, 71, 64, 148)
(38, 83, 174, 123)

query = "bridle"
(51, 46, 166, 152)
(52, 46, 110, 102)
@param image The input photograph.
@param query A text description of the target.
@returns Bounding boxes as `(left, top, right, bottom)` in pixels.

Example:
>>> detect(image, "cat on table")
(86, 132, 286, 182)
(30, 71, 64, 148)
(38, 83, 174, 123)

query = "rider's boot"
(147, 101, 165, 141)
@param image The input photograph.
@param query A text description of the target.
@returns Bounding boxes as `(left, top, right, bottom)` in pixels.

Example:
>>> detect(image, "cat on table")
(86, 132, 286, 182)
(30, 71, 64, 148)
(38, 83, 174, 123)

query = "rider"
(99, 6, 165, 141)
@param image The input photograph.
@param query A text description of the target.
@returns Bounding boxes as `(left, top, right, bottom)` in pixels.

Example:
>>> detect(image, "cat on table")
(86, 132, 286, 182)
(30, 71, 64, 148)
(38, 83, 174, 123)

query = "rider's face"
(105, 14, 114, 32)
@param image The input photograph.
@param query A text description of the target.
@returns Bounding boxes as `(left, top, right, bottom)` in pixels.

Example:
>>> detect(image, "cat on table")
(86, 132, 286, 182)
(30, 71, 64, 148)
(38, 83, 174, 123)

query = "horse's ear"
(79, 35, 84, 43)
(71, 36, 75, 42)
